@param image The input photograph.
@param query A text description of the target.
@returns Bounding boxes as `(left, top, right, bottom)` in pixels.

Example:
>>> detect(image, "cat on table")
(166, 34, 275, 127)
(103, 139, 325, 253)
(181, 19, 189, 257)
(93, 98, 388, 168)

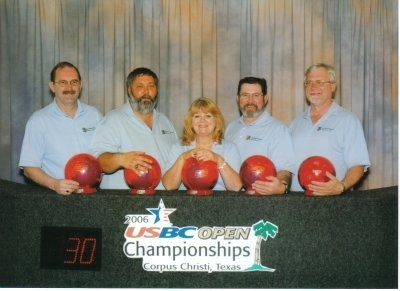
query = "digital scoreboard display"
(40, 226, 102, 271)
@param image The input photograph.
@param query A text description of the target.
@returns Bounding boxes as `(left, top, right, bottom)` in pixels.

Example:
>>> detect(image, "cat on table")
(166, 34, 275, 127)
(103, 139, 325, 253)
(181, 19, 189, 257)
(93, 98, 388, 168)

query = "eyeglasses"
(239, 93, 264, 99)
(304, 80, 333, 88)
(54, 80, 81, 87)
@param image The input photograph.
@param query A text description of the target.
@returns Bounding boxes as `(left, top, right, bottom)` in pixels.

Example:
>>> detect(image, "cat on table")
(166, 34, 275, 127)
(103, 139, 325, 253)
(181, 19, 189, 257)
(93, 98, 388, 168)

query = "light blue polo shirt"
(89, 101, 178, 189)
(165, 140, 242, 191)
(225, 110, 297, 174)
(289, 102, 371, 191)
(19, 99, 103, 179)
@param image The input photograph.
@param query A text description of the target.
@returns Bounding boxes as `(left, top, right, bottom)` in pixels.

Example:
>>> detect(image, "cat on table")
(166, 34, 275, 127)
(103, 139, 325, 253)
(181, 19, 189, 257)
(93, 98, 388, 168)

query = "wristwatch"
(281, 181, 289, 194)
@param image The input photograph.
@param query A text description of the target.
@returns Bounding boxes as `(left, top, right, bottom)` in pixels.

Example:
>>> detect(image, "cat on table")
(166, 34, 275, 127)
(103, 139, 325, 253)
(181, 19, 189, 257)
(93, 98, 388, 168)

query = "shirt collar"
(302, 101, 339, 120)
(52, 99, 84, 118)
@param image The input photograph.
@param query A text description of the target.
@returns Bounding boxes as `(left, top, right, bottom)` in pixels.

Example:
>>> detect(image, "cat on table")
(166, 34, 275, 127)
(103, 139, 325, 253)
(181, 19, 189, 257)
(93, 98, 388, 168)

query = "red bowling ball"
(124, 154, 161, 194)
(181, 157, 219, 195)
(298, 155, 336, 196)
(64, 153, 103, 194)
(239, 155, 277, 195)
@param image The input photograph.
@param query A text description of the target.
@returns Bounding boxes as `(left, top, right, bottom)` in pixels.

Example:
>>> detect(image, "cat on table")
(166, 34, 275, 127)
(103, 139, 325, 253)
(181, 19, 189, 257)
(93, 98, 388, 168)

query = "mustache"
(138, 94, 153, 102)
(243, 103, 257, 108)
(62, 90, 77, 95)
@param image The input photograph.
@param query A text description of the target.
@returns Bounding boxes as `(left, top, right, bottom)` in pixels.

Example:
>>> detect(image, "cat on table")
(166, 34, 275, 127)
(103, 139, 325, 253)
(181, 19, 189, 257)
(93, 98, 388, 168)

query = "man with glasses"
(89, 67, 178, 189)
(225, 77, 296, 195)
(289, 63, 370, 195)
(19, 61, 103, 195)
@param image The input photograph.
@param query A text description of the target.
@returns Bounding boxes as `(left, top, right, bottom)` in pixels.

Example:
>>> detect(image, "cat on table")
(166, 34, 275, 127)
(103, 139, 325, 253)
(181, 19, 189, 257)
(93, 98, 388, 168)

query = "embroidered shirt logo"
(161, 130, 174, 134)
(82, 127, 96, 132)
(246, 135, 262, 141)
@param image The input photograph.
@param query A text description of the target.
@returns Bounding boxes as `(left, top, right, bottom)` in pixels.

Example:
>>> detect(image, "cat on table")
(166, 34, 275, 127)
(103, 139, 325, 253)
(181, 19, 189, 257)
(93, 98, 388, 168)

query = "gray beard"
(129, 96, 158, 114)
(240, 107, 264, 118)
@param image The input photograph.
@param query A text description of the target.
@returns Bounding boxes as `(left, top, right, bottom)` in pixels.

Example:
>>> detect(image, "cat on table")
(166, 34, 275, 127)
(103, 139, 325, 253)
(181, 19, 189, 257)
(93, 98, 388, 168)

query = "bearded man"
(225, 77, 295, 195)
(90, 67, 178, 189)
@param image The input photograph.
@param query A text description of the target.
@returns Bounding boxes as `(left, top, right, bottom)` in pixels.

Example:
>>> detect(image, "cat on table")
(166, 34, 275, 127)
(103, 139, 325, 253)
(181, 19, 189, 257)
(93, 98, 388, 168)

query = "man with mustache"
(225, 77, 296, 195)
(19, 62, 103, 195)
(90, 67, 178, 189)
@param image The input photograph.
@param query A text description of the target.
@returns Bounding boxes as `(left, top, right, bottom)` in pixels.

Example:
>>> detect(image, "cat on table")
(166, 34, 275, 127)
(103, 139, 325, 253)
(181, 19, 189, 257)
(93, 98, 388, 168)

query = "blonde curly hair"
(181, 97, 225, 145)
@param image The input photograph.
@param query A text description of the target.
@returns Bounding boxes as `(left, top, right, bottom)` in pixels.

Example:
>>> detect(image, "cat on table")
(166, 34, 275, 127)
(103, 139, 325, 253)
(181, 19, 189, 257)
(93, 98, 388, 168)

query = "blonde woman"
(162, 97, 242, 191)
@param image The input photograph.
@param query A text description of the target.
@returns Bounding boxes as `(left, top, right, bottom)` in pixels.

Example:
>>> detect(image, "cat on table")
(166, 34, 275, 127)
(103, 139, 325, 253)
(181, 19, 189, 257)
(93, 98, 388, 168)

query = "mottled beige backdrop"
(0, 0, 397, 189)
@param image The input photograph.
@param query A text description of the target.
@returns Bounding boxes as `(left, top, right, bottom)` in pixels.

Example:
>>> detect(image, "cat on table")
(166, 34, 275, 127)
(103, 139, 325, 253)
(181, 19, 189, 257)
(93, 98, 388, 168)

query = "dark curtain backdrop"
(0, 0, 397, 190)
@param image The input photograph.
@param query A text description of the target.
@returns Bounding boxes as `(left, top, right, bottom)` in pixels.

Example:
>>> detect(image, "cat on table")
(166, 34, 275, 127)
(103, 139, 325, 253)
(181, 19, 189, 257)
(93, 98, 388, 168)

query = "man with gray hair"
(289, 63, 370, 195)
(90, 67, 178, 189)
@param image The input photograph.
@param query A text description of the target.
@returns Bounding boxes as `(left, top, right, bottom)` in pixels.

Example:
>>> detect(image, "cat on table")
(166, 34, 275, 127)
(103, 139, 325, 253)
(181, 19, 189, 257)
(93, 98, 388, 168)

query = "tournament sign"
(123, 199, 278, 272)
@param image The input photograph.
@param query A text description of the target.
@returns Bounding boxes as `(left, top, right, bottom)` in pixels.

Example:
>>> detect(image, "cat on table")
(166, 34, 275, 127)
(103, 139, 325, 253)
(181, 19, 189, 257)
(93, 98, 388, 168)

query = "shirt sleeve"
(19, 114, 46, 168)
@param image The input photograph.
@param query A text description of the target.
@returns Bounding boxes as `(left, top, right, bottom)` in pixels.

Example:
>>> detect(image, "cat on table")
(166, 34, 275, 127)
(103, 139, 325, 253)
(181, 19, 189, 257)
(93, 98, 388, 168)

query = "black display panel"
(40, 226, 101, 271)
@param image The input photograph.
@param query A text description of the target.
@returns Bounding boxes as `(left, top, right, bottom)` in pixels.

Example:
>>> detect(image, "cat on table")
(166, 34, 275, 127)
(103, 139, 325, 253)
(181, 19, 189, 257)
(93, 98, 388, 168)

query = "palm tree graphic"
(246, 219, 278, 272)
